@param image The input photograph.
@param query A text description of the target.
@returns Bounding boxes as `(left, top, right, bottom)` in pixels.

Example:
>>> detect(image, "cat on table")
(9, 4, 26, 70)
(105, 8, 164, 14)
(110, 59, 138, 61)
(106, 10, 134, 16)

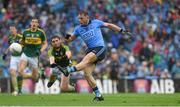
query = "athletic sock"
(67, 66, 77, 73)
(49, 74, 56, 82)
(17, 76, 23, 93)
(92, 86, 101, 97)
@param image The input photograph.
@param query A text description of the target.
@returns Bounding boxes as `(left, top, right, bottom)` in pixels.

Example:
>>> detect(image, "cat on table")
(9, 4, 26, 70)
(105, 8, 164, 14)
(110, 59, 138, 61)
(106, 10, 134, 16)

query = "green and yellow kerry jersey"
(22, 28, 46, 57)
(48, 44, 70, 67)
(8, 33, 23, 56)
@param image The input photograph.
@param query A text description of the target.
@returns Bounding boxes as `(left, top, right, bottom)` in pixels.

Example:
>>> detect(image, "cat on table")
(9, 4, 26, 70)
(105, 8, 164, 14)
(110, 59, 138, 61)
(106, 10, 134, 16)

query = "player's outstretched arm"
(64, 34, 77, 43)
(103, 22, 132, 37)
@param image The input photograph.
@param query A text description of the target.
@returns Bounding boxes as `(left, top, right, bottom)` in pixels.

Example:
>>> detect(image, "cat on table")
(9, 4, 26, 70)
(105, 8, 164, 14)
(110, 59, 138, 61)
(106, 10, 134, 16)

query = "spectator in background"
(132, 38, 143, 57)
(171, 59, 180, 78)
(137, 61, 150, 78)
(0, 0, 179, 81)
(139, 42, 152, 62)
(108, 48, 120, 93)
(127, 54, 137, 79)
(0, 68, 4, 78)
(160, 69, 171, 79)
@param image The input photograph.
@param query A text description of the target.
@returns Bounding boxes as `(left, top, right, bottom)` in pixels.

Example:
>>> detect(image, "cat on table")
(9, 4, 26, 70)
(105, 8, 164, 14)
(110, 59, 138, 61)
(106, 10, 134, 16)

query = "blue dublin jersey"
(72, 19, 105, 48)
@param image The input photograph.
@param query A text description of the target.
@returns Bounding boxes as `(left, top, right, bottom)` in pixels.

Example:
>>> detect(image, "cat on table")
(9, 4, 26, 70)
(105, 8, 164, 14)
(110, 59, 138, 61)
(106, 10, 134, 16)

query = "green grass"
(0, 93, 180, 106)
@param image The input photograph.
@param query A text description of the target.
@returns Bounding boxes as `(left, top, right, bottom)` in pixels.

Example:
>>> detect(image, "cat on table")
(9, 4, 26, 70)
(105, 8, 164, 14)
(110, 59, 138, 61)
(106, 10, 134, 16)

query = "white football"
(9, 43, 22, 54)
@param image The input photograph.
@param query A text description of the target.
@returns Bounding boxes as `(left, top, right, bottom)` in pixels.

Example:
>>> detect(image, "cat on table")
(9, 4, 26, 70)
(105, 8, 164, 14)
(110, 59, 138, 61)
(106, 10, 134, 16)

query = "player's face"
(30, 19, 39, 29)
(78, 14, 89, 25)
(51, 38, 61, 48)
(10, 26, 17, 35)
(111, 53, 118, 60)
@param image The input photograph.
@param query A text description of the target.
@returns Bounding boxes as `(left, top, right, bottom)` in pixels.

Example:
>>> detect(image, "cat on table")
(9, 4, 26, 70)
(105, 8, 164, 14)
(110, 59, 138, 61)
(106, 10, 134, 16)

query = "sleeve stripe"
(17, 34, 23, 38)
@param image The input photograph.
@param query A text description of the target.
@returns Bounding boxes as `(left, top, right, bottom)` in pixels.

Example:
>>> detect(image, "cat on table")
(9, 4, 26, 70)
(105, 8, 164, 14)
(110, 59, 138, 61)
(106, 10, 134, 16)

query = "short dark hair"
(32, 18, 39, 20)
(78, 10, 89, 16)
(51, 35, 61, 42)
(9, 23, 16, 28)
(32, 18, 39, 23)
(9, 25, 16, 30)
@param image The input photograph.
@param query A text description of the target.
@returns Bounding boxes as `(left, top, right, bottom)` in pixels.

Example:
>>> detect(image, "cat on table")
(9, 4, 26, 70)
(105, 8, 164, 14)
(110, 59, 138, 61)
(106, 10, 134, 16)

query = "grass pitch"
(0, 93, 180, 106)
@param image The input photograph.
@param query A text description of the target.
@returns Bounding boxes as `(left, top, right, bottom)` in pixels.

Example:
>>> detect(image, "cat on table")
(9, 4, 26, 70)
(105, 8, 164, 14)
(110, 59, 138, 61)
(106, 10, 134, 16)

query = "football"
(9, 43, 22, 54)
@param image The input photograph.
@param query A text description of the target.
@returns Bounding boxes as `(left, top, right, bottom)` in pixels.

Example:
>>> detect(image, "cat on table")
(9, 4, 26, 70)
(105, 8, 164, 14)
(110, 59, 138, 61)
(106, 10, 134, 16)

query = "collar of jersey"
(80, 20, 92, 27)
(53, 45, 63, 51)
(31, 28, 38, 32)
(11, 34, 17, 38)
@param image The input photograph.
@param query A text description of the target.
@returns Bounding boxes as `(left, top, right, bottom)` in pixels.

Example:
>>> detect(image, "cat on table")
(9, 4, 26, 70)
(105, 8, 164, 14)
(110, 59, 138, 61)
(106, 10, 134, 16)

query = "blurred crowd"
(0, 0, 180, 80)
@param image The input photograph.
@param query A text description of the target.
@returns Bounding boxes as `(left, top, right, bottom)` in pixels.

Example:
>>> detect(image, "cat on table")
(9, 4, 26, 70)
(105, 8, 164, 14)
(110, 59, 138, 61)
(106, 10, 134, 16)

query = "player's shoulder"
(17, 33, 23, 38)
(48, 47, 53, 52)
(75, 24, 81, 28)
(92, 19, 101, 22)
(38, 28, 45, 33)
(62, 44, 69, 48)
(92, 19, 98, 21)
(37, 28, 46, 36)
(62, 44, 70, 50)
(24, 28, 31, 32)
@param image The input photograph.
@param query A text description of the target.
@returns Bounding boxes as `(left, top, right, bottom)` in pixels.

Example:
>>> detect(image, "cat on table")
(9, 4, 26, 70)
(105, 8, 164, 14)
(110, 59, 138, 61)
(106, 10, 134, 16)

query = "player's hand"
(50, 63, 58, 68)
(121, 29, 131, 35)
(65, 34, 71, 40)
(120, 29, 133, 40)
(2, 53, 7, 60)
(40, 49, 45, 54)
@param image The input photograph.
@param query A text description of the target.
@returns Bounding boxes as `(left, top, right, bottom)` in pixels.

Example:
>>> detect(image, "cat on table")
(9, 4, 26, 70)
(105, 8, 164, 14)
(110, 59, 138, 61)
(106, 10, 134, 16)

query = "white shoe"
(12, 91, 18, 96)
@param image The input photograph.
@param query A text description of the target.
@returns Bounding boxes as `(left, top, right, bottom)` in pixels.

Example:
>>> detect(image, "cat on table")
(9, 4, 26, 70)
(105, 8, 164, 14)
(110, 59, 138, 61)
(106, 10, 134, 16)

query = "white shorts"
(10, 56, 21, 71)
(20, 53, 39, 69)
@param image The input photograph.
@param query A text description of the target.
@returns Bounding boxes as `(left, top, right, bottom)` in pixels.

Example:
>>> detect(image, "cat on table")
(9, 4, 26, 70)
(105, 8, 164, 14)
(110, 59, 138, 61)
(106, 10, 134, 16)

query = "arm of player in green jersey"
(40, 40, 48, 53)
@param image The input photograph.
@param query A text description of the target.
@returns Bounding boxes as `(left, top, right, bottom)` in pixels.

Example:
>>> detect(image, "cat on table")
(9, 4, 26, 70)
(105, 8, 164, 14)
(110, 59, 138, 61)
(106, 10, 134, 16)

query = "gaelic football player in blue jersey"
(57, 11, 132, 101)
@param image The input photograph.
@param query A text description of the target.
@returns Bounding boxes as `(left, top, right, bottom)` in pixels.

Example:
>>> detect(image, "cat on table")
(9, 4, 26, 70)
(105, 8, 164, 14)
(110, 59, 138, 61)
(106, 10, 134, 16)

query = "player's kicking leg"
(58, 52, 97, 77)
(59, 51, 105, 101)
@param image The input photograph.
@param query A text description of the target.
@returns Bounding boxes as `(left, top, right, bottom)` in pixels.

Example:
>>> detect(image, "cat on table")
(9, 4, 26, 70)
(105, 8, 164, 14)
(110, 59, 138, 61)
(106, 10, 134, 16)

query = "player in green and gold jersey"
(2, 25, 23, 96)
(18, 18, 47, 93)
(47, 36, 75, 92)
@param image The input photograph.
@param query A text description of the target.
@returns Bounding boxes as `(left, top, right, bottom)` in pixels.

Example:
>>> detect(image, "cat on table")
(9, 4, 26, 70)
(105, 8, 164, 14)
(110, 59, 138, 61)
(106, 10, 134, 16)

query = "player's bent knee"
(18, 70, 24, 76)
(9, 70, 16, 77)
(18, 65, 26, 73)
